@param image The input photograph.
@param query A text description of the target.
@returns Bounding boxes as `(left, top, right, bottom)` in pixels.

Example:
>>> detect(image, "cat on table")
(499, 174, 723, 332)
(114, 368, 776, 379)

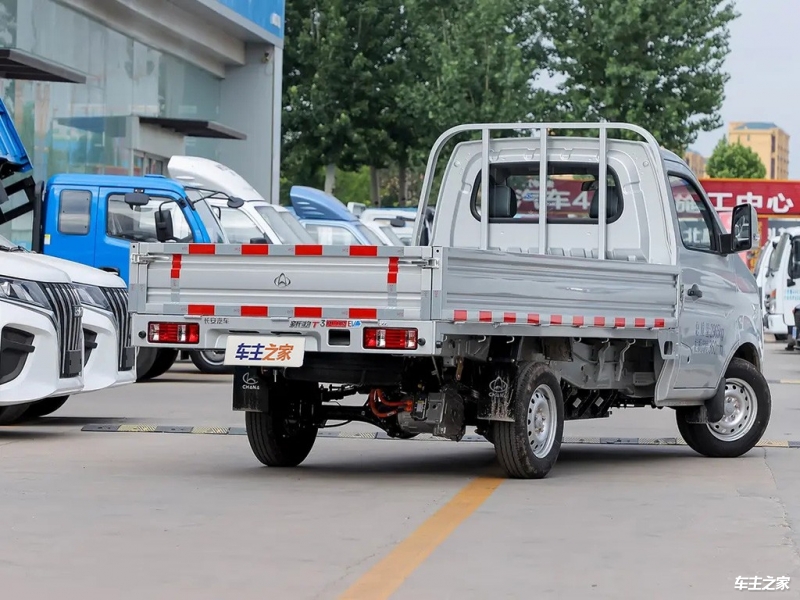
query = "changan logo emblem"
(274, 273, 291, 288)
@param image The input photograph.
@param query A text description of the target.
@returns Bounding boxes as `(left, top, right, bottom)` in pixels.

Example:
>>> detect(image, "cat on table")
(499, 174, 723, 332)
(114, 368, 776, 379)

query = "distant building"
(728, 122, 790, 180)
(684, 150, 707, 178)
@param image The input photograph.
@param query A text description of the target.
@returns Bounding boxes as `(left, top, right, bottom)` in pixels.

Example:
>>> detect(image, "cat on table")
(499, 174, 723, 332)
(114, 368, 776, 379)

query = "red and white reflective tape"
(153, 303, 406, 321)
(449, 310, 671, 329)
(139, 243, 407, 257)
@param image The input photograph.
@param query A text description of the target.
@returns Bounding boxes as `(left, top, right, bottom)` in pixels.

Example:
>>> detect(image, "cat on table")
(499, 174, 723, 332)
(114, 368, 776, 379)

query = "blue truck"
(0, 98, 236, 381)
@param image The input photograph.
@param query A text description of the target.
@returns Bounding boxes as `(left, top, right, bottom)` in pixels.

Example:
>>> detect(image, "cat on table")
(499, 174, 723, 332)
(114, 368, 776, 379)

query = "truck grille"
(101, 287, 133, 371)
(40, 283, 83, 378)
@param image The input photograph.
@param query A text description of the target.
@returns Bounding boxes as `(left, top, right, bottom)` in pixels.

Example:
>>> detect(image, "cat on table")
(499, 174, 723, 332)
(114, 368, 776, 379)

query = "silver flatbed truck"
(128, 122, 769, 479)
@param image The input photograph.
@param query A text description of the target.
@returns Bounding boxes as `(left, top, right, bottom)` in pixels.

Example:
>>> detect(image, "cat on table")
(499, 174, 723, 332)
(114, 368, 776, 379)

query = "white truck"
(127, 122, 769, 479)
(1, 236, 134, 421)
(761, 228, 800, 342)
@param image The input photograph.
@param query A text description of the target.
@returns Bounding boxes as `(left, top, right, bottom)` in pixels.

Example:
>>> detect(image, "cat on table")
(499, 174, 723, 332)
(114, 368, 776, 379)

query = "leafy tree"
(539, 0, 738, 153)
(706, 137, 767, 179)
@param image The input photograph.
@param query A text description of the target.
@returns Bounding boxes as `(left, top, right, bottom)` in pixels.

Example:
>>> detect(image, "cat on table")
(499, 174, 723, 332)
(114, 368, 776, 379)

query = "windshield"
(769, 233, 790, 274)
(754, 242, 773, 276)
(356, 222, 385, 245)
(193, 199, 227, 243)
(254, 205, 315, 244)
(378, 224, 404, 246)
(218, 207, 264, 244)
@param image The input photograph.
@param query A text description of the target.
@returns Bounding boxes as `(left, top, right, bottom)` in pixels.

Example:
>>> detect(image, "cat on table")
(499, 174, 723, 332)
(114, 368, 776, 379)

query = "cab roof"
(46, 173, 187, 195)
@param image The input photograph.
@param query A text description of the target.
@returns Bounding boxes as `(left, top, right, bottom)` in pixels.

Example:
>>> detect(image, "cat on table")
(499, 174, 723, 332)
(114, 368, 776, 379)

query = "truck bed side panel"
(434, 248, 679, 326)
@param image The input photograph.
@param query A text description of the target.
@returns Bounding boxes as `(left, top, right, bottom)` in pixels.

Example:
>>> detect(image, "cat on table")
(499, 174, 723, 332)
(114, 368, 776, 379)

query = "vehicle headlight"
(0, 276, 51, 308)
(74, 284, 111, 310)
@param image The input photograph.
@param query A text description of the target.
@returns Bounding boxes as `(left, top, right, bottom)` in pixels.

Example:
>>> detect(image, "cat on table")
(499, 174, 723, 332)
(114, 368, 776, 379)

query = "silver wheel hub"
(708, 377, 758, 442)
(527, 384, 557, 458)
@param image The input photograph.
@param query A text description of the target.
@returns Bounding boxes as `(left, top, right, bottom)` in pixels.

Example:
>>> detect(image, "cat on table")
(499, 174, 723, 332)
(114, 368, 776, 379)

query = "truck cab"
(289, 186, 385, 246)
(762, 227, 800, 339)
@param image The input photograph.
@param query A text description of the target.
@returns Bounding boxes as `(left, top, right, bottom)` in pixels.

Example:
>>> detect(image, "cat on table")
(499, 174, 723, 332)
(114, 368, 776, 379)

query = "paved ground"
(2, 340, 800, 599)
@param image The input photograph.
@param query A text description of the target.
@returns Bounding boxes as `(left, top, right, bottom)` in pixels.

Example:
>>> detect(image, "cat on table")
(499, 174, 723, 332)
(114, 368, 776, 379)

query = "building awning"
(0, 48, 87, 84)
(138, 117, 247, 140)
(55, 115, 246, 140)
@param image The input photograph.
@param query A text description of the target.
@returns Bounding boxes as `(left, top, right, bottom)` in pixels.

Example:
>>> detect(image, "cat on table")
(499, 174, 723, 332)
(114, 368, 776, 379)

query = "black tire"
(23, 396, 69, 419)
(774, 334, 788, 341)
(0, 403, 32, 425)
(246, 412, 318, 467)
(136, 347, 158, 381)
(141, 349, 179, 380)
(492, 362, 565, 479)
(189, 350, 233, 375)
(245, 377, 319, 467)
(676, 358, 770, 458)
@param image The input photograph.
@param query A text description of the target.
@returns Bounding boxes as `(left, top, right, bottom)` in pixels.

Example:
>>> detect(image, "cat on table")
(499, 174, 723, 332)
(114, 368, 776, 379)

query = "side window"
(58, 190, 92, 235)
(304, 224, 359, 245)
(106, 194, 191, 242)
(669, 175, 717, 252)
(218, 207, 265, 244)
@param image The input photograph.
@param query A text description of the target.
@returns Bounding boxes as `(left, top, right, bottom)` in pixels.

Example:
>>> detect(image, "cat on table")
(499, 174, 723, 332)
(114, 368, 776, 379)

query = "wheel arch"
(727, 342, 762, 373)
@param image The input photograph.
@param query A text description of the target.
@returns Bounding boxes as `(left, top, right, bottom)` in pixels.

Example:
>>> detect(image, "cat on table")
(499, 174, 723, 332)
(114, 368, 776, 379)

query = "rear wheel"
(140, 349, 179, 381)
(0, 403, 32, 425)
(189, 350, 233, 375)
(774, 334, 788, 341)
(245, 377, 319, 467)
(676, 358, 770, 458)
(23, 396, 69, 419)
(492, 363, 564, 479)
(136, 347, 158, 381)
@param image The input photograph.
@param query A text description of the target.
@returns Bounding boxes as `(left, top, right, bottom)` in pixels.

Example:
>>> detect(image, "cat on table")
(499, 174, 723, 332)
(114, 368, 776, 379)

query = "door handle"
(687, 284, 703, 299)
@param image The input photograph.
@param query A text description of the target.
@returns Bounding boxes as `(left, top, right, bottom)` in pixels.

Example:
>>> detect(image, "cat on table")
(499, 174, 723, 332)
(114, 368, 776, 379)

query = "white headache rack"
(412, 122, 671, 261)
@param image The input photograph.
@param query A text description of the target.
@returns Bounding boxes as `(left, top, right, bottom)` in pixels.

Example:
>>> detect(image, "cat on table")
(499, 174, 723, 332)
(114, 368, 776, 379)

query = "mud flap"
(477, 367, 516, 422)
(682, 378, 725, 424)
(232, 366, 269, 412)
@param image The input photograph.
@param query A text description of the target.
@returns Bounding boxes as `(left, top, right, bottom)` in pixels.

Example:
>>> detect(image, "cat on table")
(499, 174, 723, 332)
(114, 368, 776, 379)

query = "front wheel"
(774, 334, 788, 342)
(492, 363, 565, 479)
(676, 358, 770, 458)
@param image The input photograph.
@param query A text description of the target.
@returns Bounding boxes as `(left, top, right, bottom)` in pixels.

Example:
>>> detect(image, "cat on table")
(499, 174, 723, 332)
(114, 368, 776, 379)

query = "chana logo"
(274, 273, 291, 288)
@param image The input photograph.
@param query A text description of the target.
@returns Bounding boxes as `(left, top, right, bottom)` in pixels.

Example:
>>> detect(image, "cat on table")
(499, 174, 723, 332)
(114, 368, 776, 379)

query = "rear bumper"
(79, 306, 136, 393)
(764, 313, 789, 335)
(0, 301, 83, 406)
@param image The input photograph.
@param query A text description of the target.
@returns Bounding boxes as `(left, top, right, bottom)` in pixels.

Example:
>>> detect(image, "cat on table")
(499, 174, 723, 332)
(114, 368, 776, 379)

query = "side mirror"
(155, 208, 174, 242)
(227, 197, 245, 209)
(389, 217, 406, 228)
(124, 191, 150, 207)
(249, 237, 270, 244)
(723, 203, 758, 254)
(788, 278, 796, 288)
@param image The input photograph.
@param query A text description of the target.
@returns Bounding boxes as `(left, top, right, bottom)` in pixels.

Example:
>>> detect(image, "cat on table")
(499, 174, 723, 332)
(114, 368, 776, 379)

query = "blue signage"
(216, 0, 285, 40)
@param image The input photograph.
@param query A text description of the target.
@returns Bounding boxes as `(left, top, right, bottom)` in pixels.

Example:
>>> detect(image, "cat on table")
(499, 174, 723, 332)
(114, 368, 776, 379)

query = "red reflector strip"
(551, 315, 563, 325)
(387, 257, 399, 285)
(295, 245, 323, 256)
(187, 304, 215, 316)
(188, 244, 216, 255)
(503, 312, 516, 323)
(572, 316, 585, 327)
(242, 244, 269, 255)
(349, 308, 378, 320)
(170, 254, 182, 279)
(241, 306, 269, 317)
(295, 307, 323, 318)
(654, 318, 666, 328)
(349, 246, 379, 256)
(634, 318, 646, 327)
(527, 314, 540, 325)
(615, 317, 626, 328)
(594, 316, 606, 327)
(454, 310, 468, 321)
(479, 311, 492, 322)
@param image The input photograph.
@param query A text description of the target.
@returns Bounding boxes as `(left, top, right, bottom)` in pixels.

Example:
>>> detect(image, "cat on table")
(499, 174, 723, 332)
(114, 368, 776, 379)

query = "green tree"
(539, 0, 738, 153)
(706, 137, 767, 179)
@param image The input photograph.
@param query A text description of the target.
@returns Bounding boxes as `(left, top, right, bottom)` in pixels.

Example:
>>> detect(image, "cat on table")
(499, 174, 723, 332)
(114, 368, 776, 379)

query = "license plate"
(223, 335, 306, 367)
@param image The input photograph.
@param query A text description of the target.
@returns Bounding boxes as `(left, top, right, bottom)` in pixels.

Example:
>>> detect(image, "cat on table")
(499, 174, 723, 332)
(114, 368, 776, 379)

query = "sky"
(691, 0, 800, 176)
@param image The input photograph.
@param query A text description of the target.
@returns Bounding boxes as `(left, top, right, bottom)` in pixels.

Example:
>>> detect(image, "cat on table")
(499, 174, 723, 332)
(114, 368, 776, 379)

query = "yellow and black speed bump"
(80, 424, 800, 448)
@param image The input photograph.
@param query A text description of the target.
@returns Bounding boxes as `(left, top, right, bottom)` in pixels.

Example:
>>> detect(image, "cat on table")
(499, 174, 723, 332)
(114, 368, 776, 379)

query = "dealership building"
(0, 0, 284, 243)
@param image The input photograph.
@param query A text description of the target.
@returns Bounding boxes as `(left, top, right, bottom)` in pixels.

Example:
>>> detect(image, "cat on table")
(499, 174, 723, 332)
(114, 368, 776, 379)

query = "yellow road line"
(339, 476, 504, 600)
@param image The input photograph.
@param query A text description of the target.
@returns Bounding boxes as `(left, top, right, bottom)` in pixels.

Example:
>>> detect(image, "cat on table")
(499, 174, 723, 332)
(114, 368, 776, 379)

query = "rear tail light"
(148, 322, 200, 344)
(363, 327, 418, 350)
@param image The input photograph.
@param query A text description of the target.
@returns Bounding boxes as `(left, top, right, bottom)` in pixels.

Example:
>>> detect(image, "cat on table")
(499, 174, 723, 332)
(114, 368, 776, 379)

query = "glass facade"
(0, 0, 224, 244)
